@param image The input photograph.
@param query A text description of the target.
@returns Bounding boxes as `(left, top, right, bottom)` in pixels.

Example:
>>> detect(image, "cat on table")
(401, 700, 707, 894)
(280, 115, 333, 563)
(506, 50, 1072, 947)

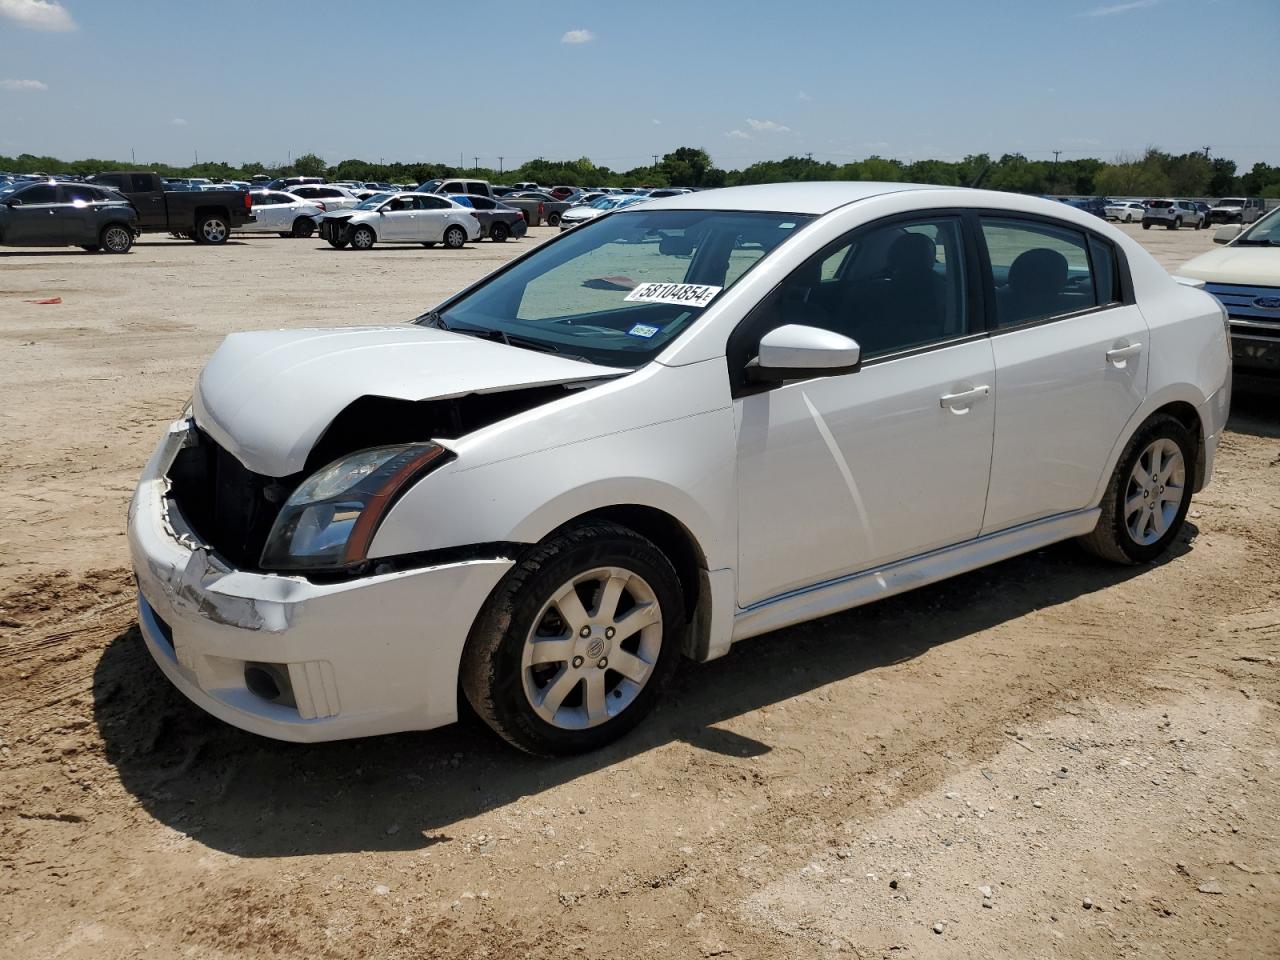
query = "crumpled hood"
(1176, 246, 1280, 287)
(193, 325, 626, 477)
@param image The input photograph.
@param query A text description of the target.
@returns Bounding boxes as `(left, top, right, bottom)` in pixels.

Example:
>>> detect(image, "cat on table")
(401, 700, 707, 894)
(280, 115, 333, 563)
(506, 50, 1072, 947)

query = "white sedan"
(129, 182, 1230, 754)
(1105, 200, 1146, 223)
(243, 190, 324, 237)
(316, 192, 481, 250)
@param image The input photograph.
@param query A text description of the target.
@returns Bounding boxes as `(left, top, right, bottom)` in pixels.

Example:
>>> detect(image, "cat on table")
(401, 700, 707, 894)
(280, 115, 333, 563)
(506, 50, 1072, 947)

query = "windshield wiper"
(1234, 238, 1274, 246)
(419, 312, 597, 364)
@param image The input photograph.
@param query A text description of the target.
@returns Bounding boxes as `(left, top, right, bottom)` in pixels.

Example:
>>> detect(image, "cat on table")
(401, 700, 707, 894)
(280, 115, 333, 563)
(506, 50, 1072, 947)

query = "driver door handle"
(939, 385, 990, 410)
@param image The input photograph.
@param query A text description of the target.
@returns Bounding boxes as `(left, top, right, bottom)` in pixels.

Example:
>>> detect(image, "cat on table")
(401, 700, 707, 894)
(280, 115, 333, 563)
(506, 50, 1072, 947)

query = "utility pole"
(131, 147, 136, 164)
(652, 154, 659, 167)
(194, 148, 198, 165)
(1202, 145, 1212, 159)
(1052, 150, 1061, 193)
(498, 156, 504, 175)
(474, 156, 479, 172)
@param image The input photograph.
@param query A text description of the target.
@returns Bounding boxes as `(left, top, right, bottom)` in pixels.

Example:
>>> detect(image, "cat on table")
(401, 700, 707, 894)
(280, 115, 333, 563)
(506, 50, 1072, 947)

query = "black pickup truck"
(87, 171, 254, 243)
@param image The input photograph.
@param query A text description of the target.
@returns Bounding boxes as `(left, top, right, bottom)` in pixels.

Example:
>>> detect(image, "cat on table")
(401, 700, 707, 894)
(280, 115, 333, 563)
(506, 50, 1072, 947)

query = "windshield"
(1236, 206, 1280, 246)
(417, 179, 443, 192)
(0, 181, 26, 197)
(424, 209, 810, 367)
(1216, 198, 1245, 207)
(354, 192, 393, 210)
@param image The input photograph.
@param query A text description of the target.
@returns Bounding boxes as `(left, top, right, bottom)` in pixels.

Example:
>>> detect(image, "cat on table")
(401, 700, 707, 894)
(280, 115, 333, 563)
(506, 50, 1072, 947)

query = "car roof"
(638, 181, 955, 215)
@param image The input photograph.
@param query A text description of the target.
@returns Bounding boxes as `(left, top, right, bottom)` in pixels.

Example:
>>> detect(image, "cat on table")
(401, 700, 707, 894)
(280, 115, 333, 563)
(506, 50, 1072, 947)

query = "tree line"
(3, 146, 1278, 198)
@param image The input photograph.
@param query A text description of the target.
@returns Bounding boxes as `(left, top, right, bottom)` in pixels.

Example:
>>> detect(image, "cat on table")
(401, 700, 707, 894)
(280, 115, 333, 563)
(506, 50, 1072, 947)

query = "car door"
(377, 196, 417, 240)
(56, 184, 98, 242)
(4, 184, 62, 244)
(977, 215, 1147, 534)
(417, 195, 453, 240)
(733, 214, 995, 607)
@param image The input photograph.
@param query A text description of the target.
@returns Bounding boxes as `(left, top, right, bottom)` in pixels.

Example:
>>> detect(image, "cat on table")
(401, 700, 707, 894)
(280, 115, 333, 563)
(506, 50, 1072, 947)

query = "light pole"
(1052, 150, 1061, 194)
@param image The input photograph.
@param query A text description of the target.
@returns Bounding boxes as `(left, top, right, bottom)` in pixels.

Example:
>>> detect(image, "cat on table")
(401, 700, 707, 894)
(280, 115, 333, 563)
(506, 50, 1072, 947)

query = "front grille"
(166, 427, 299, 569)
(1204, 283, 1280, 335)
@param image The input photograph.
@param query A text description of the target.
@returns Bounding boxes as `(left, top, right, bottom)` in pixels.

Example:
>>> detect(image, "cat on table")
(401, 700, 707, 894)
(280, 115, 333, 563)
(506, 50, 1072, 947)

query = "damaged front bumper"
(127, 418, 514, 742)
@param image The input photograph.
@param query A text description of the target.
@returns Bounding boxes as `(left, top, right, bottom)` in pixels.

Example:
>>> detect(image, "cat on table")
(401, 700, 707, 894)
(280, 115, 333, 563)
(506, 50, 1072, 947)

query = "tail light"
(315, 202, 327, 212)
(538, 202, 545, 218)
(518, 210, 526, 221)
(243, 192, 252, 210)
(469, 211, 479, 219)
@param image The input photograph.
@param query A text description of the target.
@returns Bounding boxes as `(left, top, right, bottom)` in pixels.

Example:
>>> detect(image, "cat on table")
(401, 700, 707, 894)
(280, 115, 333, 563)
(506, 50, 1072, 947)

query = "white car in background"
(557, 193, 650, 230)
(286, 184, 361, 211)
(316, 191, 480, 249)
(1177, 205, 1280, 375)
(130, 182, 1230, 755)
(1105, 200, 1146, 223)
(244, 190, 324, 238)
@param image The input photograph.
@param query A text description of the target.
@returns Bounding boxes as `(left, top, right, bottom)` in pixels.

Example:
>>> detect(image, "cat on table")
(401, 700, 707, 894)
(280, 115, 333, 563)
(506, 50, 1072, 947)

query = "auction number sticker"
(623, 282, 723, 308)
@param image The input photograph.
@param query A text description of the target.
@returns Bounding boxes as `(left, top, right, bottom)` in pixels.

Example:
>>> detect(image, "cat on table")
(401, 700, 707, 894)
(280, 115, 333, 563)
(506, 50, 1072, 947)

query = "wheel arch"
(1093, 389, 1208, 506)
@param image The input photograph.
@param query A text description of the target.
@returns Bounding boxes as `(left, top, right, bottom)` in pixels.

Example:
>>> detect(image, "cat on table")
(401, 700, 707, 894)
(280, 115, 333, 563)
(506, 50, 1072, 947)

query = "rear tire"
(1142, 222, 1151, 230)
(460, 522, 684, 755)
(80, 244, 99, 252)
(443, 225, 466, 249)
(291, 217, 314, 238)
(1077, 413, 1195, 565)
(1168, 218, 1182, 230)
(1125, 213, 1134, 223)
(547, 212, 561, 227)
(99, 224, 133, 254)
(194, 214, 230, 244)
(349, 225, 376, 250)
(489, 221, 510, 242)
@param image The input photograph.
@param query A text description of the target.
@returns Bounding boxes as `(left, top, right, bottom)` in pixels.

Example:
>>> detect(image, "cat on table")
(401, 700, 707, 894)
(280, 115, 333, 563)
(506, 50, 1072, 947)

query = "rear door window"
(980, 218, 1098, 327)
(18, 184, 56, 204)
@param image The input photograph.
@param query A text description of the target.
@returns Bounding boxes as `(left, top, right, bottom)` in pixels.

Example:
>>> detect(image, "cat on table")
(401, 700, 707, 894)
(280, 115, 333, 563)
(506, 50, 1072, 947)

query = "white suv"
(1142, 199, 1204, 230)
(130, 183, 1231, 754)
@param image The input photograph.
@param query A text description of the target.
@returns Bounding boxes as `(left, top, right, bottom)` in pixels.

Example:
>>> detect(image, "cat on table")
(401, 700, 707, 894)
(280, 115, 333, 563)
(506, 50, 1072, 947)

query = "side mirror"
(6, 198, 20, 206)
(747, 324, 862, 383)
(1213, 225, 1241, 245)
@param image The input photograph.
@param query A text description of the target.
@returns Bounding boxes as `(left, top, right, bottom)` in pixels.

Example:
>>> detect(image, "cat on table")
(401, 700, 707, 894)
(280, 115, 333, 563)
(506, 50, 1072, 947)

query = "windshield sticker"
(624, 282, 722, 308)
(627, 323, 661, 339)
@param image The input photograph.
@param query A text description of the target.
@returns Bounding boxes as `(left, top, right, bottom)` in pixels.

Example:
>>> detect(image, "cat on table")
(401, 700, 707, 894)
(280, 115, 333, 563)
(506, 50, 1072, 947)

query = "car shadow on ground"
(1228, 377, 1280, 438)
(93, 533, 1193, 858)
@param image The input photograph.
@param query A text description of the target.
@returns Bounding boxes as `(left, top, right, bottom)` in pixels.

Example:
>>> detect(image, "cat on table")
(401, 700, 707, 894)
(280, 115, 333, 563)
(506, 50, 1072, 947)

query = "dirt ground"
(1, 222, 1277, 959)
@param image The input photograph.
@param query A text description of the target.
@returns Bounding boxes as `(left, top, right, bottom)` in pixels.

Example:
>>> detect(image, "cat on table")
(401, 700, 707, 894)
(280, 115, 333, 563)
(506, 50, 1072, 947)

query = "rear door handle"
(939, 385, 990, 410)
(1106, 342, 1143, 364)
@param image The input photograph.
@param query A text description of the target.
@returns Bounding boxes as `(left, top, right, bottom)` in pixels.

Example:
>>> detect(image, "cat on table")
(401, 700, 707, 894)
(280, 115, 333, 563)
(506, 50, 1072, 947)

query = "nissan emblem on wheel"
(129, 183, 1231, 755)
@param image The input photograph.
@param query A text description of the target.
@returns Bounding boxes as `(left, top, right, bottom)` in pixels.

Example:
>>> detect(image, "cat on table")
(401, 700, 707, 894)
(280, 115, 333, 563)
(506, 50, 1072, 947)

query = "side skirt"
(731, 508, 1101, 642)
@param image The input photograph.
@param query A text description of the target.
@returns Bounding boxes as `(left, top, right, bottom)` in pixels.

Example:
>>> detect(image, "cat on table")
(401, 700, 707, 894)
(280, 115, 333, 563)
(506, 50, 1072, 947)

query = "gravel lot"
(1, 222, 1277, 959)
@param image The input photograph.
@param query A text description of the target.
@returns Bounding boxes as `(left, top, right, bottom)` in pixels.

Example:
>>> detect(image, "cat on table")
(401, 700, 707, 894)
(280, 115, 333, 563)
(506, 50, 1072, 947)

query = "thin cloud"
(651, 118, 662, 125)
(797, 91, 812, 101)
(171, 118, 187, 126)
(747, 118, 791, 133)
(726, 129, 751, 140)
(0, 0, 76, 31)
(1083, 0, 1158, 17)
(0, 78, 47, 91)
(560, 28, 594, 44)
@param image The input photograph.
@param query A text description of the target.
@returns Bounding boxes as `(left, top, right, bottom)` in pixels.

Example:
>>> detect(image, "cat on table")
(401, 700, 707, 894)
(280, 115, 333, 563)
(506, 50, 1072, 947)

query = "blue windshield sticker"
(627, 323, 661, 339)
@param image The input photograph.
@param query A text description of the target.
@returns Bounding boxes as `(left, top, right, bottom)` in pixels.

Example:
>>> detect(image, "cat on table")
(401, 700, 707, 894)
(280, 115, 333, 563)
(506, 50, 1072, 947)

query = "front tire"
(1142, 222, 1151, 230)
(461, 522, 684, 755)
(100, 224, 133, 254)
(1078, 414, 1195, 565)
(421, 242, 436, 248)
(443, 225, 466, 249)
(349, 225, 376, 250)
(194, 214, 229, 244)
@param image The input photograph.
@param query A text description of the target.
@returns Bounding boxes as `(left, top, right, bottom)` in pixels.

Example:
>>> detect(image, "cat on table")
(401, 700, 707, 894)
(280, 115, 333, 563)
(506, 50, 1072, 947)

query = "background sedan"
(244, 190, 324, 237)
(447, 194, 528, 242)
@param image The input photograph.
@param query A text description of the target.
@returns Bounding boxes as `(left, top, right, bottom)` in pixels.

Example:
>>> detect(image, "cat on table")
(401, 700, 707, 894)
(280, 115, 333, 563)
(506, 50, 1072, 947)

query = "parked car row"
(1097, 196, 1267, 230)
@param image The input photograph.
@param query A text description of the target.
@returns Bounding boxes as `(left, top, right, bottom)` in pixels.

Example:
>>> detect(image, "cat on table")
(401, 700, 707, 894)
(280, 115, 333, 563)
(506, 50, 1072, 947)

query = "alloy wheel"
(103, 227, 131, 252)
(521, 566, 663, 730)
(1124, 438, 1185, 545)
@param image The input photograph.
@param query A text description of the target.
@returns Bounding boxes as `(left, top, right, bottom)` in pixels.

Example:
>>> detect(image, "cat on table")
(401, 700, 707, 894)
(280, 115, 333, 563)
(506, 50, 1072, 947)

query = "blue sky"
(1, 0, 1277, 170)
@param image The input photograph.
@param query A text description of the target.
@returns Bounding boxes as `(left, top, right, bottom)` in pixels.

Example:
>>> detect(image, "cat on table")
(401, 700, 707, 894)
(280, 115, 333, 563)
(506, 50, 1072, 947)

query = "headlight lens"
(260, 443, 450, 571)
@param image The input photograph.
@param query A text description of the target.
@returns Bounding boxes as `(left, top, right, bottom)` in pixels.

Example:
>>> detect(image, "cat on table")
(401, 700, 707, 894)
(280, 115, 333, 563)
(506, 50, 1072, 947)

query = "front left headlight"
(260, 443, 451, 571)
